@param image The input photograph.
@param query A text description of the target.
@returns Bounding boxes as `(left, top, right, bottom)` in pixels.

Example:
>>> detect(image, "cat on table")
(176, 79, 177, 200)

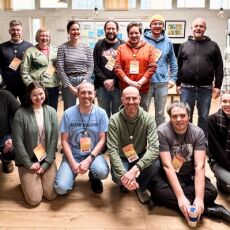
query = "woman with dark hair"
(12, 81, 58, 206)
(57, 20, 94, 110)
(21, 27, 60, 110)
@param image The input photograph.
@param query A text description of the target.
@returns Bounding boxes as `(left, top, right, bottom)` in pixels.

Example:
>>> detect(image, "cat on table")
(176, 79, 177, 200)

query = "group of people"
(1, 14, 230, 227)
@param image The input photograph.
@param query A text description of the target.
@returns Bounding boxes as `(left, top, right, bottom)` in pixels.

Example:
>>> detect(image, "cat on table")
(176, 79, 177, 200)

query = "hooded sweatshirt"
(177, 36, 223, 88)
(143, 29, 178, 83)
(114, 40, 157, 93)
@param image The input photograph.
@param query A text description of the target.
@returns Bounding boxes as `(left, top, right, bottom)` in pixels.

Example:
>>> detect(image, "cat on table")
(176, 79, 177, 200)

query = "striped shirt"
(57, 42, 93, 88)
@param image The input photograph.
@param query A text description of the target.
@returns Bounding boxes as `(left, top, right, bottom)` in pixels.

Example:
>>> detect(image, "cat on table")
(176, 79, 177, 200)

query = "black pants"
(149, 167, 218, 212)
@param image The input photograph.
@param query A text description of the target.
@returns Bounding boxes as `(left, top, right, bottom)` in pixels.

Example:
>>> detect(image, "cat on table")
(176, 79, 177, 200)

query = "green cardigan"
(21, 45, 60, 88)
(107, 106, 159, 179)
(12, 105, 58, 170)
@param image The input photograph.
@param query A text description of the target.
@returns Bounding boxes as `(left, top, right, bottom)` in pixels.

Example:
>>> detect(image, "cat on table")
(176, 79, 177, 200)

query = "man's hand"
(104, 79, 115, 91)
(3, 139, 13, 153)
(168, 80, 175, 89)
(121, 166, 140, 190)
(124, 77, 141, 89)
(78, 157, 92, 174)
(70, 161, 81, 174)
(178, 195, 191, 221)
(176, 86, 181, 95)
(212, 88, 220, 99)
(193, 197, 204, 218)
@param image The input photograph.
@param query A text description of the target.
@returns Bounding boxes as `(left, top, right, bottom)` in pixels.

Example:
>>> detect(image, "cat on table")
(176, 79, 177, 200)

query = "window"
(32, 19, 42, 44)
(177, 0, 205, 8)
(72, 0, 103, 9)
(40, 0, 68, 8)
(210, 0, 230, 9)
(12, 0, 35, 10)
(141, 0, 172, 9)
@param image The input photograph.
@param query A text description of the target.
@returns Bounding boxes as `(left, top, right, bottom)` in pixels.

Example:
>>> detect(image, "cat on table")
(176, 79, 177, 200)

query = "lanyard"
(79, 106, 93, 136)
(122, 113, 141, 142)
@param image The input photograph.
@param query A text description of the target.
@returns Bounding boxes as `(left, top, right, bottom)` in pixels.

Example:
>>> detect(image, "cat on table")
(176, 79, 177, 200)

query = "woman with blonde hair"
(21, 27, 60, 110)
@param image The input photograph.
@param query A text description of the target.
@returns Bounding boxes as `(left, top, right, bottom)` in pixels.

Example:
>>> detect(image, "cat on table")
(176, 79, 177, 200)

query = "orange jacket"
(114, 40, 157, 93)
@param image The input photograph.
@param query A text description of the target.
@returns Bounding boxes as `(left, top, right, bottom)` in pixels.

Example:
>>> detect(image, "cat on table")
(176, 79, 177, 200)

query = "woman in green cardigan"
(12, 82, 58, 206)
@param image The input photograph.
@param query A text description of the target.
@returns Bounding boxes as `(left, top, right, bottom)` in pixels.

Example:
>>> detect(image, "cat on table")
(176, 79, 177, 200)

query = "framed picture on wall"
(165, 20, 186, 38)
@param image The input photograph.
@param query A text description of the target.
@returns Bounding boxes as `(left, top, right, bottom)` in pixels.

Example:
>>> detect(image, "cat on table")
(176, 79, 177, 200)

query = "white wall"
(0, 8, 229, 55)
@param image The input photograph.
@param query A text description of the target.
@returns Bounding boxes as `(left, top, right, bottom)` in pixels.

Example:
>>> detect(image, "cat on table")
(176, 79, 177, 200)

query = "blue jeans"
(111, 159, 160, 192)
(96, 87, 121, 118)
(181, 86, 212, 136)
(46, 87, 59, 111)
(62, 76, 84, 111)
(140, 92, 151, 112)
(147, 83, 168, 127)
(54, 155, 109, 195)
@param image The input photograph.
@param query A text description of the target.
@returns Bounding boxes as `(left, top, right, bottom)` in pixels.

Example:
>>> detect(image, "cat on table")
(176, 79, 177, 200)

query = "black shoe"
(90, 179, 103, 194)
(135, 189, 151, 204)
(120, 185, 129, 193)
(205, 204, 230, 223)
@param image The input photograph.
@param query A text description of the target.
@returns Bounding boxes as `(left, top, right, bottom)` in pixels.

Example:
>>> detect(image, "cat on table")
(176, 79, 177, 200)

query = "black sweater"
(93, 38, 125, 89)
(177, 36, 223, 88)
(208, 112, 230, 171)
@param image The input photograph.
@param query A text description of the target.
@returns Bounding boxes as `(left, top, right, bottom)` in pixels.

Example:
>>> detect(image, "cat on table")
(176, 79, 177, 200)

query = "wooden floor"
(0, 94, 230, 230)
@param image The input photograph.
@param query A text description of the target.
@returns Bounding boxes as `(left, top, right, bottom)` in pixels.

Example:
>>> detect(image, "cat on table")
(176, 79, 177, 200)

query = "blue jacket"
(143, 29, 178, 83)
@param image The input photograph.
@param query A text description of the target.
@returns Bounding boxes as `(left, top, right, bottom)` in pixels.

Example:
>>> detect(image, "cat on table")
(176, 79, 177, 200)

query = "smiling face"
(221, 93, 230, 115)
(128, 26, 141, 46)
(30, 87, 46, 109)
(78, 83, 96, 109)
(105, 21, 118, 42)
(9, 24, 23, 42)
(37, 30, 50, 48)
(68, 23, 80, 42)
(192, 18, 206, 41)
(121, 86, 141, 119)
(150, 20, 164, 38)
(170, 107, 190, 134)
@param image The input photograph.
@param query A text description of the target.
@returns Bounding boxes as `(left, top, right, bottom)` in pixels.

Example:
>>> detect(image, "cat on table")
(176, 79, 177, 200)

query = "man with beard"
(0, 20, 33, 105)
(94, 20, 125, 117)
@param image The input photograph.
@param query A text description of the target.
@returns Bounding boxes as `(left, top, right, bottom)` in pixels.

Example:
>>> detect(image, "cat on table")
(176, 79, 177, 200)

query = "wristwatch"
(90, 153, 96, 161)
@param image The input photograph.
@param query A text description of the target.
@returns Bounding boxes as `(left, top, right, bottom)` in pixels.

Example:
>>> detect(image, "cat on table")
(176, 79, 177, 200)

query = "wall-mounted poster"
(165, 20, 186, 38)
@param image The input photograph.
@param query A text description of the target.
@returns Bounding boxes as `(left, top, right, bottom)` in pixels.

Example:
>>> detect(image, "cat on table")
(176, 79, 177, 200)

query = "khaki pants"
(18, 162, 57, 206)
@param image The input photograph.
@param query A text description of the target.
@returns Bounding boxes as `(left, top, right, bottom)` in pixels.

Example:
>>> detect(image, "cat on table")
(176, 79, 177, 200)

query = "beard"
(105, 33, 117, 41)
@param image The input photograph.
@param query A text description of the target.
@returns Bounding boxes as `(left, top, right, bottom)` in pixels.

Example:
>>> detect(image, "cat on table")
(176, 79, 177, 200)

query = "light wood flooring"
(0, 93, 230, 230)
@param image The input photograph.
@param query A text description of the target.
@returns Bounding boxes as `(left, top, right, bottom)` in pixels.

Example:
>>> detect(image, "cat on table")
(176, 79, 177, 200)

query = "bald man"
(107, 86, 159, 208)
(176, 18, 223, 137)
(54, 82, 109, 195)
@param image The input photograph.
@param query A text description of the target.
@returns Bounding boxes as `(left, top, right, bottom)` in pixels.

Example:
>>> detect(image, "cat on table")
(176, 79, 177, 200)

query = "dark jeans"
(150, 167, 217, 211)
(46, 87, 59, 111)
(0, 134, 15, 161)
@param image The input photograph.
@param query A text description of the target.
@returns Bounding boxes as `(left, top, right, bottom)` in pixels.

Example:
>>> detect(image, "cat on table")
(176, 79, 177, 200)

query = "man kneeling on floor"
(150, 101, 230, 224)
(107, 86, 159, 207)
(54, 82, 109, 194)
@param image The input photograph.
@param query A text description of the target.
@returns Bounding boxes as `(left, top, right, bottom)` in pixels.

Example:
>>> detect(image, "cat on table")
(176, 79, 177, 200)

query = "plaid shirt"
(222, 46, 230, 92)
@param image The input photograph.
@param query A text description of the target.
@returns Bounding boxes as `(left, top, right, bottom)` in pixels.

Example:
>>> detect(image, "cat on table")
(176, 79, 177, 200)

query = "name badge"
(105, 57, 115, 71)
(9, 57, 21, 71)
(33, 143, 46, 162)
(44, 65, 56, 77)
(172, 154, 185, 173)
(80, 137, 91, 153)
(122, 144, 139, 163)
(155, 48, 162, 62)
(130, 60, 139, 74)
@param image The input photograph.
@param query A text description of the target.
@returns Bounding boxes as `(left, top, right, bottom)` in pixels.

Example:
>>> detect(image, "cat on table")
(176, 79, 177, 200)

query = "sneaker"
(120, 185, 129, 193)
(135, 189, 151, 204)
(90, 179, 103, 194)
(1, 159, 14, 173)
